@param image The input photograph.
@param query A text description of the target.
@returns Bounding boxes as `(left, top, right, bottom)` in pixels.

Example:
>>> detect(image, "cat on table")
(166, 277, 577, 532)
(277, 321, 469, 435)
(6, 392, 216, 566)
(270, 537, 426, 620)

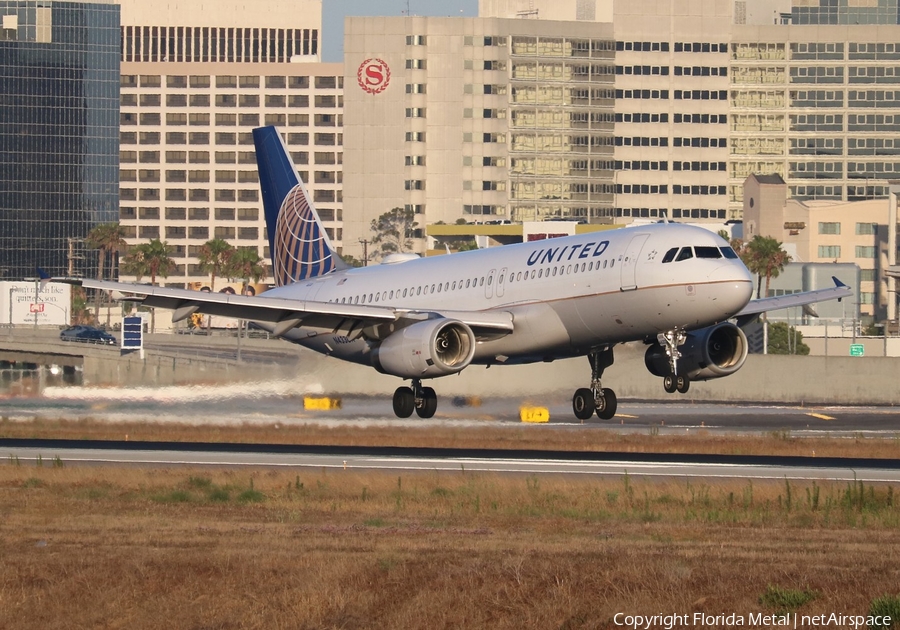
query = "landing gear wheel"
(596, 388, 618, 420)
(416, 387, 437, 419)
(392, 386, 415, 418)
(663, 375, 677, 394)
(573, 388, 595, 420)
(676, 375, 690, 394)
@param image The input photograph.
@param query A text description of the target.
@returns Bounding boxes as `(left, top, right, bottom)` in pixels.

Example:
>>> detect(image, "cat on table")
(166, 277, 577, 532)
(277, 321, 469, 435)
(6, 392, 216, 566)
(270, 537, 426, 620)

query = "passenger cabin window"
(721, 246, 739, 259)
(695, 246, 722, 259)
(675, 247, 694, 262)
(662, 247, 678, 263)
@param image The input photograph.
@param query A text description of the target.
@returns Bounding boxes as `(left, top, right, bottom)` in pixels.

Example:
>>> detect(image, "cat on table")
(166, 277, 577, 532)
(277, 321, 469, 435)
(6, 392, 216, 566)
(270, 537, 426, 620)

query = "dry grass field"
(2, 461, 900, 629)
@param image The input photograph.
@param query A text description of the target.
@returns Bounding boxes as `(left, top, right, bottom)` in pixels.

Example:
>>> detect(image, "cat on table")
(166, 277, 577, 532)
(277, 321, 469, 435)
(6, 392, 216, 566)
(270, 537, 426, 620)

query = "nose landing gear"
(658, 329, 690, 394)
(572, 347, 618, 420)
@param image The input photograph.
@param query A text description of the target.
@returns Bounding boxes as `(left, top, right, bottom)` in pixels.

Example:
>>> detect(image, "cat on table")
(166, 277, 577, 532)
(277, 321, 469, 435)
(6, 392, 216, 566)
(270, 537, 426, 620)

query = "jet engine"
(372, 318, 476, 379)
(644, 322, 748, 382)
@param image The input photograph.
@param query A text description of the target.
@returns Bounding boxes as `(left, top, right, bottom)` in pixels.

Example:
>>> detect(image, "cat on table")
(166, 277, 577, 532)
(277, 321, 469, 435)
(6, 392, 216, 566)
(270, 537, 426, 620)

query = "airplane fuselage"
(265, 223, 754, 370)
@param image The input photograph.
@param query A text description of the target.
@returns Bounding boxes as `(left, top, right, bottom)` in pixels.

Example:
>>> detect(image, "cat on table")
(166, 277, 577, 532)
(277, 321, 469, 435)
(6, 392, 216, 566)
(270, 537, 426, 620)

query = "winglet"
(36, 267, 51, 291)
(832, 276, 847, 301)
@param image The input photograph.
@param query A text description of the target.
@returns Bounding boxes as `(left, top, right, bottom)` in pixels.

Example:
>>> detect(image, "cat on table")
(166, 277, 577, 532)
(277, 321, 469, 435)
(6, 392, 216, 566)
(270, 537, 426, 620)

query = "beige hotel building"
(341, 0, 900, 281)
(117, 0, 342, 288)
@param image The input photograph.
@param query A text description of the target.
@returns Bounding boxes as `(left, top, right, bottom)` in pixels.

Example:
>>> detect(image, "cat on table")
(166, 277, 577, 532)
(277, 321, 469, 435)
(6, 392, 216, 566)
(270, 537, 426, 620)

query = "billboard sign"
(0, 282, 70, 326)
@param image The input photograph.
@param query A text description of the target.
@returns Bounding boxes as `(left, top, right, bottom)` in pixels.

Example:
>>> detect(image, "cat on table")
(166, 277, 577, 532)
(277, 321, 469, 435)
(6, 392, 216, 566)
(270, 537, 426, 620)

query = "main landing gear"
(572, 347, 618, 420)
(392, 379, 437, 419)
(658, 329, 690, 394)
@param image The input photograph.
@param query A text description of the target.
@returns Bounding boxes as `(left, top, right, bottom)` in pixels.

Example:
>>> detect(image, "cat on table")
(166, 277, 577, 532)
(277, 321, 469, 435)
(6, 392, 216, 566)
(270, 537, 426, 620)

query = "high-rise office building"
(791, 0, 900, 25)
(0, 0, 120, 279)
(116, 0, 343, 289)
(342, 16, 616, 258)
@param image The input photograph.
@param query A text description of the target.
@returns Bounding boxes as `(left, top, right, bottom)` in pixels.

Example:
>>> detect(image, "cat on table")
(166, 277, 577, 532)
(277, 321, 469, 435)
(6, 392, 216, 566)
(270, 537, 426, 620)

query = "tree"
(196, 238, 234, 292)
(85, 222, 127, 326)
(370, 207, 418, 260)
(339, 253, 365, 268)
(767, 321, 810, 355)
(121, 239, 176, 332)
(226, 247, 268, 295)
(741, 235, 791, 299)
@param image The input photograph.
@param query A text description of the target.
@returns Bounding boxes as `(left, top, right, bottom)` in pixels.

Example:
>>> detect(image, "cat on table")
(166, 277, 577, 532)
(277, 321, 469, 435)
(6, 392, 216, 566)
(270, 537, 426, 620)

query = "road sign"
(122, 315, 143, 350)
(850, 343, 865, 357)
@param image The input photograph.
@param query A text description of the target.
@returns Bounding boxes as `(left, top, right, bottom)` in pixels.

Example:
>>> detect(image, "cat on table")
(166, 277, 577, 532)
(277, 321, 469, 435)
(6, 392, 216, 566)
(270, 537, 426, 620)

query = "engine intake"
(372, 318, 476, 379)
(644, 322, 748, 382)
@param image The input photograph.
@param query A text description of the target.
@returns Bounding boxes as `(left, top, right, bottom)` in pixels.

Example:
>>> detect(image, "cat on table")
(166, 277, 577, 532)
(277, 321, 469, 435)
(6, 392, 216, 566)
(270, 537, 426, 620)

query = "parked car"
(59, 326, 117, 345)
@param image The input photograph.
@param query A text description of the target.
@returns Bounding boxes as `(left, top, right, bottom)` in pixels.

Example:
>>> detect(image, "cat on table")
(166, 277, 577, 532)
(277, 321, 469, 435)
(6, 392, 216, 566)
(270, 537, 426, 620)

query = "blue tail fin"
(252, 126, 346, 286)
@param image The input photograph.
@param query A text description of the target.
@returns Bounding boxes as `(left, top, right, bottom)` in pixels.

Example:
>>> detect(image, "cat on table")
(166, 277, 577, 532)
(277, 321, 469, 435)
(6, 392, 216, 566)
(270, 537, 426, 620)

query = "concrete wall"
(241, 339, 900, 406)
(5, 329, 899, 405)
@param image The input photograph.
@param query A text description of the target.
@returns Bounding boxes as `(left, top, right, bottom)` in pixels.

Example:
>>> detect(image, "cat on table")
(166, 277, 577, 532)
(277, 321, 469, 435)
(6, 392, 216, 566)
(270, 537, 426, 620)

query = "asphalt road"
(5, 385, 900, 437)
(3, 439, 900, 483)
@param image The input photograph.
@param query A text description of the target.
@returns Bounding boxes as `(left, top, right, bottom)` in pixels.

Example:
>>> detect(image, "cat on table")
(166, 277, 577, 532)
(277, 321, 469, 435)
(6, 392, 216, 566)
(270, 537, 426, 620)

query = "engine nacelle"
(372, 318, 476, 379)
(644, 322, 748, 382)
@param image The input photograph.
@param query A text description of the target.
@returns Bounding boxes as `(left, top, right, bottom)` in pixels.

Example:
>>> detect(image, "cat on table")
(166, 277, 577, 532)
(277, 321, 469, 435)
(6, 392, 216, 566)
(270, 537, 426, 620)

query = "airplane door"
(620, 233, 649, 292)
(485, 268, 496, 299)
(497, 267, 507, 298)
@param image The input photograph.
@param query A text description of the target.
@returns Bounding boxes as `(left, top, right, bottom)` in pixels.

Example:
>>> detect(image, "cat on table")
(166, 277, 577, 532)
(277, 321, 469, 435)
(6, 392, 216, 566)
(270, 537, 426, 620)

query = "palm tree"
(225, 247, 268, 342)
(196, 238, 234, 292)
(741, 235, 791, 300)
(85, 222, 128, 325)
(226, 247, 268, 295)
(121, 239, 176, 332)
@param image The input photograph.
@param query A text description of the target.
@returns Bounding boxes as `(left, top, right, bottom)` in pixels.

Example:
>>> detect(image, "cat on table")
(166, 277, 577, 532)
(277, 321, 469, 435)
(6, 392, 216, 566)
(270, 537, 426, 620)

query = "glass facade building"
(792, 0, 900, 25)
(0, 1, 119, 279)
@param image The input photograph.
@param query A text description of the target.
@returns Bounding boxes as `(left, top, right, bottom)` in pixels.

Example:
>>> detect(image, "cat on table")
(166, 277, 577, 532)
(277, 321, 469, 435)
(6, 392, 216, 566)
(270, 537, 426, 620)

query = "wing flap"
(76, 279, 516, 338)
(81, 279, 397, 327)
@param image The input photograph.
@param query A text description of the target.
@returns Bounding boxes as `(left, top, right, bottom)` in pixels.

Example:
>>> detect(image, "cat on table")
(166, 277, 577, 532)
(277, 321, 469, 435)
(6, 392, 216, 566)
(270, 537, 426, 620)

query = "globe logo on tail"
(274, 184, 337, 285)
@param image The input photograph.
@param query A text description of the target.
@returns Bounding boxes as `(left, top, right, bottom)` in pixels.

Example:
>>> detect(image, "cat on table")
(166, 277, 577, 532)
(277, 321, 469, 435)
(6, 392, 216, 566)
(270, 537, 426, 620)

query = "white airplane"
(73, 126, 852, 420)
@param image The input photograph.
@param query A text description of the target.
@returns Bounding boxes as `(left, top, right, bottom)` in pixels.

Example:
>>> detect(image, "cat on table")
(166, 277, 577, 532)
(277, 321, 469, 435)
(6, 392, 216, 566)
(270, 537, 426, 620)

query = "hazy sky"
(322, 0, 480, 62)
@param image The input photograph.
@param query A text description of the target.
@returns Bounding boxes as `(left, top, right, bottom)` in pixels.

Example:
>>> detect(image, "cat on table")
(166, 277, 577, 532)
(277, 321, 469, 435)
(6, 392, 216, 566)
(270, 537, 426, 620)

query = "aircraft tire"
(393, 386, 415, 418)
(572, 388, 595, 420)
(676, 375, 690, 394)
(663, 375, 677, 394)
(416, 387, 438, 419)
(596, 388, 617, 420)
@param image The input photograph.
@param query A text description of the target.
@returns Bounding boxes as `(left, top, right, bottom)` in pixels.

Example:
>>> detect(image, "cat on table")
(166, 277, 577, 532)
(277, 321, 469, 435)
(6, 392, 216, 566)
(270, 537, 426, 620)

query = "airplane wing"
(734, 276, 853, 320)
(75, 278, 514, 339)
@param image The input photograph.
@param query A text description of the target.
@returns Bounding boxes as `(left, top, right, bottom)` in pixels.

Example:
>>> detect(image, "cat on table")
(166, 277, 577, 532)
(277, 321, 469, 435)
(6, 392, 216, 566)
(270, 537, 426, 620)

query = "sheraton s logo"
(357, 58, 391, 94)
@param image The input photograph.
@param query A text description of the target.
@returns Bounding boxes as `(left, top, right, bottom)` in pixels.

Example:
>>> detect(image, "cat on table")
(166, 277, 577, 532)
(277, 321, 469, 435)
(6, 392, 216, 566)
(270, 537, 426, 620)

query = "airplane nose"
(708, 263, 754, 314)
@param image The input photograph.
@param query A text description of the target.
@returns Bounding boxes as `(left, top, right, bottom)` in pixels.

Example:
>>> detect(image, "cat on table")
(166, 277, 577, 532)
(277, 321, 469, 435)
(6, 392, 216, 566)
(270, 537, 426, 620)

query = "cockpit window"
(695, 246, 722, 259)
(675, 247, 694, 262)
(661, 247, 678, 263)
(721, 246, 739, 259)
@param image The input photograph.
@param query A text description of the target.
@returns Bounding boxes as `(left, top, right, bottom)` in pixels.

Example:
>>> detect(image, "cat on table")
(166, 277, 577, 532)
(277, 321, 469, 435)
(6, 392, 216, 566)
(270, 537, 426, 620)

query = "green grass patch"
(759, 584, 817, 614)
(152, 489, 193, 504)
(207, 487, 231, 503)
(236, 488, 265, 504)
(187, 476, 212, 490)
(868, 594, 900, 629)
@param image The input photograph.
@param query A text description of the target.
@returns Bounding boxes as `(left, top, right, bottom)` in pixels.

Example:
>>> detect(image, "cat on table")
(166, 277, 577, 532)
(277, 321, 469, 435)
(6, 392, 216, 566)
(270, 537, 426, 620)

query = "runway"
(3, 439, 900, 483)
(3, 386, 900, 437)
